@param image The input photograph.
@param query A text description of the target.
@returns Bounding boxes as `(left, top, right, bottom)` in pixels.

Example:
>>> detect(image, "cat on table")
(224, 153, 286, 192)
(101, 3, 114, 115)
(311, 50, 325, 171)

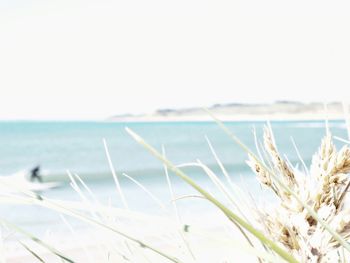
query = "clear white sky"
(0, 0, 349, 120)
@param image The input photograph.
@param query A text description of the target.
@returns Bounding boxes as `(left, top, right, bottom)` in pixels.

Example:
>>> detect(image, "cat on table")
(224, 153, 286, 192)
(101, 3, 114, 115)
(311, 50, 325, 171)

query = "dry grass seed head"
(249, 130, 350, 262)
(263, 127, 297, 187)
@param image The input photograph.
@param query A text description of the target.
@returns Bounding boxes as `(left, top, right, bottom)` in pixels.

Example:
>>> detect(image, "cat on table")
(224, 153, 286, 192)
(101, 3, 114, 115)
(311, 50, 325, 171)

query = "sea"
(0, 120, 348, 236)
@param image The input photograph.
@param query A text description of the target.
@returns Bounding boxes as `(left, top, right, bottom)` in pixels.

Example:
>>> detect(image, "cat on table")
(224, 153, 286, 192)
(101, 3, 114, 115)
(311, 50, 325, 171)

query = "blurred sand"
(3, 210, 263, 263)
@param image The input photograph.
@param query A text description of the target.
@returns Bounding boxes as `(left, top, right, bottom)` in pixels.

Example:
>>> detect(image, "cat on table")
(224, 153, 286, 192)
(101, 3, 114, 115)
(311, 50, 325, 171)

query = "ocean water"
(1, 120, 347, 176)
(0, 120, 348, 234)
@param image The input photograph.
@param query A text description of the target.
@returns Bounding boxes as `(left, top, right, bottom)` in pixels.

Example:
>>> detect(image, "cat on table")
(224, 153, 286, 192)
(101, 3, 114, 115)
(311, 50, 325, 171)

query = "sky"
(0, 0, 349, 120)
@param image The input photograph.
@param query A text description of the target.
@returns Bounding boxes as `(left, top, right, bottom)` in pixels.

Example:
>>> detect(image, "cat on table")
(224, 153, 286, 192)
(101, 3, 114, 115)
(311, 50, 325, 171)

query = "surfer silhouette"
(30, 166, 43, 183)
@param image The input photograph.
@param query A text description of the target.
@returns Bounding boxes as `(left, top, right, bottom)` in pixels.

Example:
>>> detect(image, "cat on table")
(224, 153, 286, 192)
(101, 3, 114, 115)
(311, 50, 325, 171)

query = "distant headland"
(109, 101, 348, 122)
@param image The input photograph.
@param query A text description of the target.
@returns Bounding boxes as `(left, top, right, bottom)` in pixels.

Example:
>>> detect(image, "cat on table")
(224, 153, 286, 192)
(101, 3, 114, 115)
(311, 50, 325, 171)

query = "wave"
(288, 122, 346, 129)
(38, 158, 312, 183)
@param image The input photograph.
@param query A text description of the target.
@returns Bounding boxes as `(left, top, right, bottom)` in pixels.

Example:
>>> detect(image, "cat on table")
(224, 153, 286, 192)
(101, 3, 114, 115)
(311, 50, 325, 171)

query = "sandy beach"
(3, 206, 260, 263)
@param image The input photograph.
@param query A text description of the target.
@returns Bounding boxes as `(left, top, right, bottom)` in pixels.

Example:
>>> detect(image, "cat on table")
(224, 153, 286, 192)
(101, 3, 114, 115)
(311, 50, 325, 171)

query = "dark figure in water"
(30, 166, 43, 183)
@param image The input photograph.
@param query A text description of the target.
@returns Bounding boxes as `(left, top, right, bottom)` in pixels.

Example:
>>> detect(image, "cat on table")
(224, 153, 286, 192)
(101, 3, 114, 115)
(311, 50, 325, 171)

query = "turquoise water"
(0, 120, 347, 177)
(0, 120, 348, 233)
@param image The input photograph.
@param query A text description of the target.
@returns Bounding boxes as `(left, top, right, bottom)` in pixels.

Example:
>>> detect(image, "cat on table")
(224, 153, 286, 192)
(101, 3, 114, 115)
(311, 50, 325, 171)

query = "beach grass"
(2, 113, 350, 262)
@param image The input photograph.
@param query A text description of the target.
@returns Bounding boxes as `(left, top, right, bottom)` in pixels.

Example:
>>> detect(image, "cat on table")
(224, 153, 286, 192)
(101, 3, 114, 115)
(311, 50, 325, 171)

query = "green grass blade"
(0, 219, 74, 262)
(125, 127, 298, 263)
(19, 240, 46, 263)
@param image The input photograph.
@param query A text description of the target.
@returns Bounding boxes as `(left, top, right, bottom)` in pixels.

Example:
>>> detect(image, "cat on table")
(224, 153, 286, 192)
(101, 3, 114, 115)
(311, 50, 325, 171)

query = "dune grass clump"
(248, 128, 350, 262)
